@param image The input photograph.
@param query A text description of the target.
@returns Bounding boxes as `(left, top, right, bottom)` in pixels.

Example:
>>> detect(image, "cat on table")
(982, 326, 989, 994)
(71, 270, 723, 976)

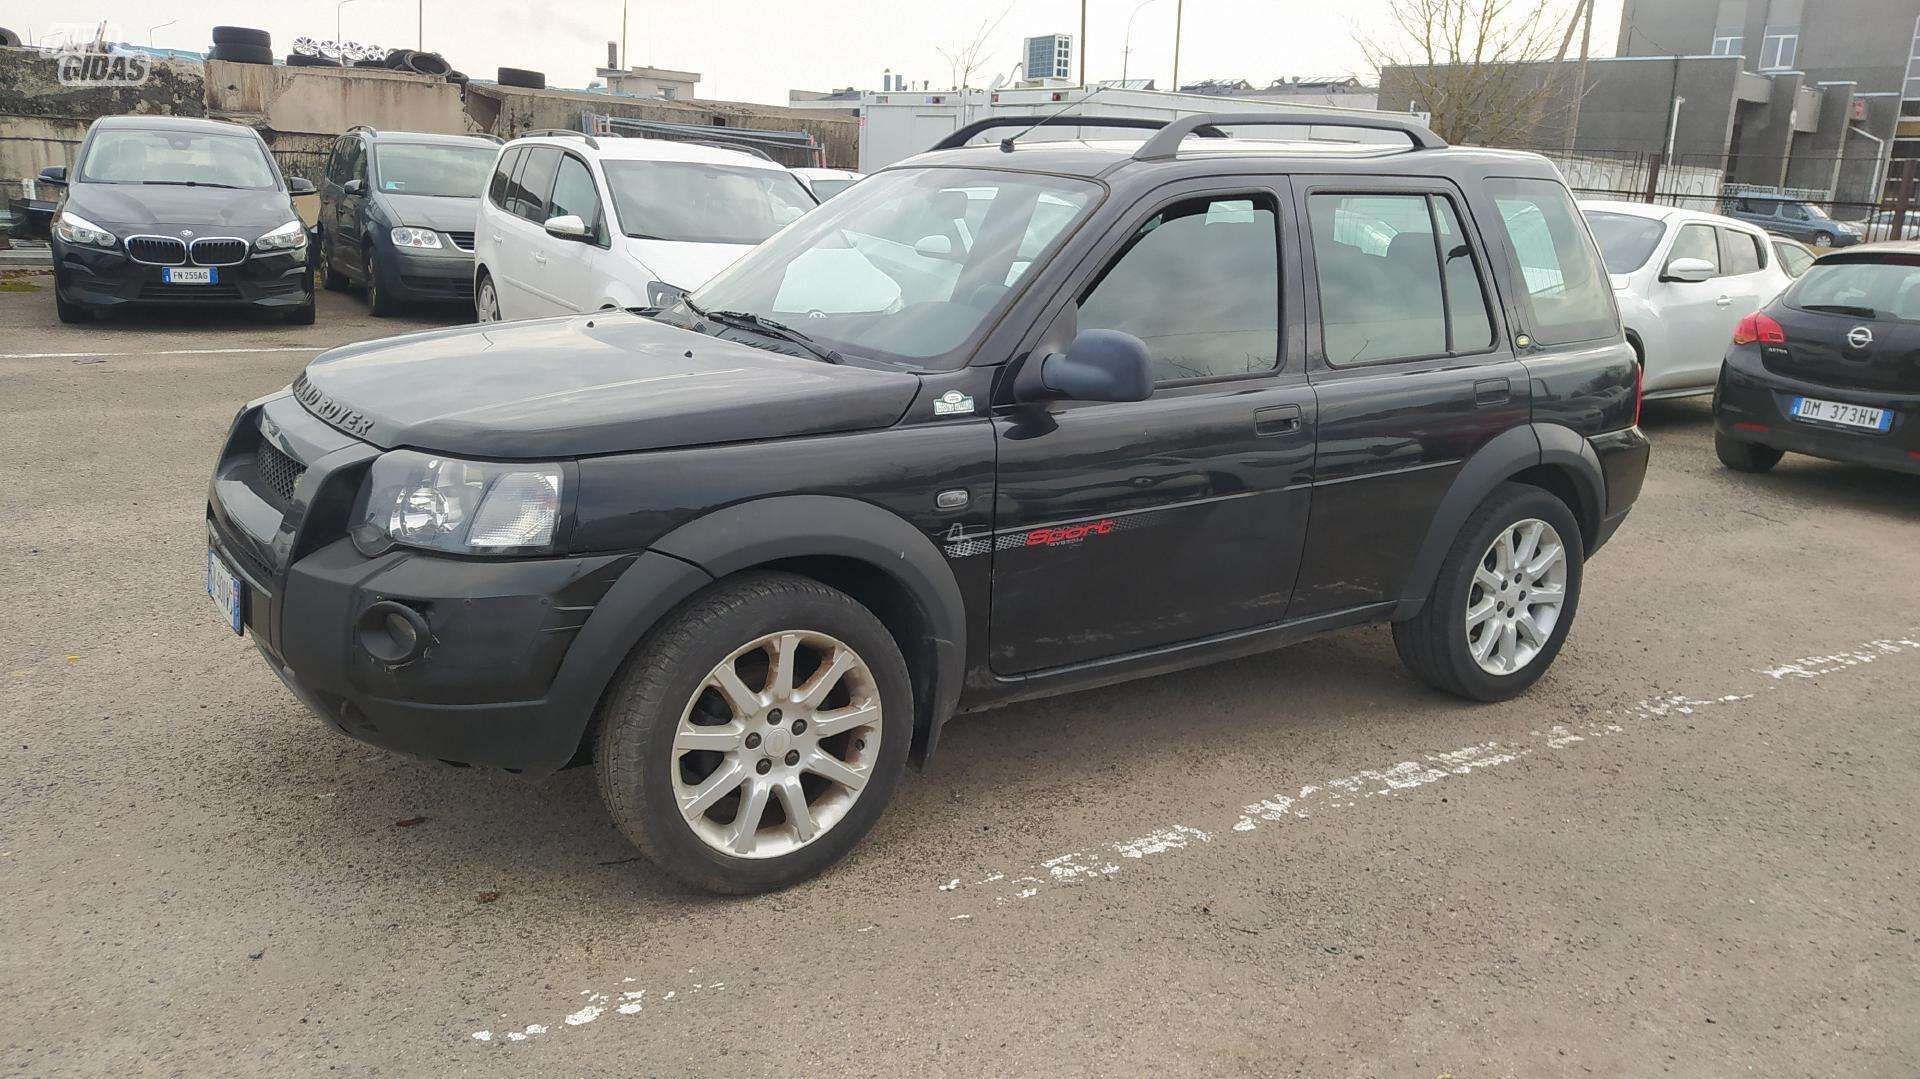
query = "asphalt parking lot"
(2, 272, 1917, 1077)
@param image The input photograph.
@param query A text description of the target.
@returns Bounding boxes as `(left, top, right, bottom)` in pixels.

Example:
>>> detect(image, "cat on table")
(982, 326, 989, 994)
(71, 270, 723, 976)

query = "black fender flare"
(1391, 423, 1603, 620)
(649, 495, 968, 762)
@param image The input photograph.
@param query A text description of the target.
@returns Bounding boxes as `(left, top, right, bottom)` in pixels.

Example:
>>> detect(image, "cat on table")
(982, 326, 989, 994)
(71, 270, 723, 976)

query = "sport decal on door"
(942, 517, 1128, 559)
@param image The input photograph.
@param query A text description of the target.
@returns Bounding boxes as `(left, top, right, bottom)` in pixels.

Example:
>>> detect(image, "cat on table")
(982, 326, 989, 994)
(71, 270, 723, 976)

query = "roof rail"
(474, 132, 506, 145)
(516, 128, 599, 149)
(928, 115, 1225, 152)
(1133, 111, 1446, 160)
(346, 124, 377, 137)
(678, 138, 775, 162)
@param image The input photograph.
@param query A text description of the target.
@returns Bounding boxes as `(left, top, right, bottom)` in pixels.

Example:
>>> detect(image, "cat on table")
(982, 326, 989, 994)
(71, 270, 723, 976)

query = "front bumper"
(1713, 349, 1920, 475)
(374, 239, 475, 303)
(207, 393, 707, 773)
(55, 239, 311, 310)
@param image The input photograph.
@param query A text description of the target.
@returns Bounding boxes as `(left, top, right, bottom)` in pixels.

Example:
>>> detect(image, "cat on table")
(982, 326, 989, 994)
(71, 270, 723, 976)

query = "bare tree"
(937, 5, 1013, 91)
(1359, 0, 1585, 147)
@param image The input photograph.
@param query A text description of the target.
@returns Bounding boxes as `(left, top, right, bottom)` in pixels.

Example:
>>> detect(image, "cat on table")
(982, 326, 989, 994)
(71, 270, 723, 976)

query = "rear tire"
(1813, 231, 1833, 247)
(1393, 483, 1585, 702)
(1715, 431, 1784, 473)
(594, 572, 912, 895)
(474, 271, 501, 322)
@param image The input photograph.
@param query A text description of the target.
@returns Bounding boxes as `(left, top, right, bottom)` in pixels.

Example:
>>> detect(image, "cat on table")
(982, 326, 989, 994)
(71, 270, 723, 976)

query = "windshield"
(374, 143, 497, 197)
(675, 167, 1100, 369)
(602, 160, 817, 245)
(78, 128, 277, 189)
(1584, 211, 1667, 273)
(810, 177, 857, 200)
(1791, 258, 1920, 319)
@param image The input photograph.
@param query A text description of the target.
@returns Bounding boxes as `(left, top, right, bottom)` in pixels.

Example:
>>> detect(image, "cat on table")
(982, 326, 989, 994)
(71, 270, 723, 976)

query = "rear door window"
(1485, 177, 1616, 345)
(1308, 191, 1494, 364)
(509, 147, 561, 223)
(1718, 227, 1764, 274)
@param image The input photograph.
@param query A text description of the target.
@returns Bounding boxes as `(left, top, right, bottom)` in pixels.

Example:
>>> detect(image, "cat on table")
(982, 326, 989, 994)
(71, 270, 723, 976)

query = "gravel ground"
(2, 274, 1916, 1077)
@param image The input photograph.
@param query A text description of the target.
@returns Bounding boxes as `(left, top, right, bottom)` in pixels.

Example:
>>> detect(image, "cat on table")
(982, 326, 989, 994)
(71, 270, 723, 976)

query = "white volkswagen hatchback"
(1581, 199, 1792, 399)
(473, 132, 819, 320)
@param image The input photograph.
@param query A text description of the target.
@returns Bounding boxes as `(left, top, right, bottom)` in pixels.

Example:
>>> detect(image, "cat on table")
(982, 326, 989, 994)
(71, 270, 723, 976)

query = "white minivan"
(473, 132, 819, 320)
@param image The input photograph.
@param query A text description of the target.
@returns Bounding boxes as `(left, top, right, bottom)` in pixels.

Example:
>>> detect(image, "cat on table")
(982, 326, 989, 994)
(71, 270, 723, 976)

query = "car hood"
(65, 182, 297, 236)
(625, 238, 755, 292)
(293, 311, 922, 458)
(377, 192, 479, 232)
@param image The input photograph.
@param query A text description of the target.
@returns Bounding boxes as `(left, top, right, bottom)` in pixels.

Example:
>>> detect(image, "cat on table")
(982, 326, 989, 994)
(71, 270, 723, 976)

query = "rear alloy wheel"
(595, 572, 911, 894)
(1715, 430, 1784, 473)
(1394, 483, 1584, 701)
(474, 273, 501, 322)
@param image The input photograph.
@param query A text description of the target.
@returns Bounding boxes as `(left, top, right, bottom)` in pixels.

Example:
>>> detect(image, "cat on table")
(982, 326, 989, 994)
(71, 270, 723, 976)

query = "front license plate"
(165, 267, 216, 285)
(207, 548, 244, 636)
(1791, 396, 1892, 432)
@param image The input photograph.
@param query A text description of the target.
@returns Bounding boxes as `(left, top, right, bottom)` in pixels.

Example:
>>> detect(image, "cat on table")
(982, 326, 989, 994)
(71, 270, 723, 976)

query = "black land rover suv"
(206, 113, 1649, 894)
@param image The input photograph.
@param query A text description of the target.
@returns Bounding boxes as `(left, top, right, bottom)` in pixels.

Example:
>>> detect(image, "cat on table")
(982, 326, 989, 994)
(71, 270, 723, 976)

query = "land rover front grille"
(255, 440, 306, 505)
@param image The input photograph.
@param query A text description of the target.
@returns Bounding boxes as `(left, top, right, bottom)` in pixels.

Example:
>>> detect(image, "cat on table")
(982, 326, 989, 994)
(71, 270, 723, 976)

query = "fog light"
(357, 600, 431, 665)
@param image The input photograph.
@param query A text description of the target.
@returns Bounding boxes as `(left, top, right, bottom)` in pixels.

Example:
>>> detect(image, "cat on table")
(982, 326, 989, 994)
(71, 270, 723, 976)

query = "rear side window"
(1308, 191, 1493, 364)
(487, 147, 522, 209)
(508, 147, 561, 222)
(1486, 177, 1616, 345)
(1078, 193, 1280, 382)
(1718, 228, 1764, 274)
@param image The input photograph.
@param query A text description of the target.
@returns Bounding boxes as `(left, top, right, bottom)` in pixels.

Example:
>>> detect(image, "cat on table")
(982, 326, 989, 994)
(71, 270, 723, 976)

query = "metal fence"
(1521, 147, 1920, 246)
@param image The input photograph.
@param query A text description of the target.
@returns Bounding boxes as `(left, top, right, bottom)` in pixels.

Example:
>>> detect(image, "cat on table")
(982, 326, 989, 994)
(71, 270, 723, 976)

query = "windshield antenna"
(1000, 86, 1108, 153)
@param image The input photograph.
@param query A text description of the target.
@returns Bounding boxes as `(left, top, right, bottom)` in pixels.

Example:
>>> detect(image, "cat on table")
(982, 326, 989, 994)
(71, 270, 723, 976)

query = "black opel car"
(1715, 242, 1920, 475)
(206, 113, 1649, 893)
(50, 115, 316, 325)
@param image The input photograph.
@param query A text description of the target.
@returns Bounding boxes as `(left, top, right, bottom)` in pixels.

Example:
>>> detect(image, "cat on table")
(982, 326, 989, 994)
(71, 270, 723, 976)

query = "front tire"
(1715, 431, 1784, 473)
(1394, 483, 1585, 702)
(318, 232, 348, 291)
(364, 253, 398, 317)
(594, 572, 912, 894)
(1813, 231, 1833, 247)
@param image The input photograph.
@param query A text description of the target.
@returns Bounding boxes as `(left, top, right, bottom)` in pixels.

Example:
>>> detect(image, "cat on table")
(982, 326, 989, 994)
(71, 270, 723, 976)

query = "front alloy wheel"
(672, 630, 884, 859)
(595, 571, 911, 894)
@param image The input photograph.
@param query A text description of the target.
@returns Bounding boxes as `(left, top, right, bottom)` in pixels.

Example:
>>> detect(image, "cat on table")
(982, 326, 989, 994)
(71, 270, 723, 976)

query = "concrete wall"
(463, 83, 856, 167)
(0, 48, 206, 180)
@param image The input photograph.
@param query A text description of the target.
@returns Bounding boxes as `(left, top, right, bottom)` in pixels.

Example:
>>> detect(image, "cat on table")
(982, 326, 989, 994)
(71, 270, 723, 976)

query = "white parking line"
(0, 346, 328, 360)
(465, 631, 1920, 1047)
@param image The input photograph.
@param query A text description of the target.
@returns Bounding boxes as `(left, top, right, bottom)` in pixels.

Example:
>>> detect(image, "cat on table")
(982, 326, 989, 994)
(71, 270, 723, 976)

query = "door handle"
(1254, 403, 1302, 436)
(533, 253, 548, 265)
(1716, 294, 1733, 306)
(1474, 377, 1510, 406)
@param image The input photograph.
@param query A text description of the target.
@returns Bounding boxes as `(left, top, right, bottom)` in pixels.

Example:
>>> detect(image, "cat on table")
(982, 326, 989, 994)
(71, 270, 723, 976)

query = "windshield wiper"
(1802, 303, 1877, 318)
(142, 180, 242, 189)
(686, 299, 843, 365)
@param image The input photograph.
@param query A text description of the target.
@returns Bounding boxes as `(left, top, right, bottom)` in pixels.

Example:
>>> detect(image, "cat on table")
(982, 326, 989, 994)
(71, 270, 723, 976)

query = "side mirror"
(1661, 256, 1715, 283)
(38, 165, 68, 186)
(342, 178, 365, 196)
(544, 214, 592, 241)
(287, 176, 317, 196)
(913, 234, 955, 259)
(1027, 329, 1154, 402)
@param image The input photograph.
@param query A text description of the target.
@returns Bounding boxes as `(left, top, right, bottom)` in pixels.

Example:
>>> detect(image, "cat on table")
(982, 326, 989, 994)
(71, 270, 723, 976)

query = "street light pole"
(148, 18, 176, 46)
(418, 0, 423, 49)
(337, 0, 361, 45)
(1122, 0, 1159, 84)
(1078, 0, 1088, 87)
(1170, 0, 1184, 92)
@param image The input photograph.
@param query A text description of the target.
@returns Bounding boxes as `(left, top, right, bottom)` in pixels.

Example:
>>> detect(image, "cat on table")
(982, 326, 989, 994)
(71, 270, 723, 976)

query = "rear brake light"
(1733, 311, 1786, 346)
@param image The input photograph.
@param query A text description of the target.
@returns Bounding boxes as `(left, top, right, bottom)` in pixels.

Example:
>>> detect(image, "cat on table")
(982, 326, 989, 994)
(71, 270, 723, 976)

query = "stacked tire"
(497, 67, 545, 89)
(209, 26, 272, 65)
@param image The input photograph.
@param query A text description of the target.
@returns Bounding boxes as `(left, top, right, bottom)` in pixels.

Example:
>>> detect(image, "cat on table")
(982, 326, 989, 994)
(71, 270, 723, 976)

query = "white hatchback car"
(473, 132, 818, 319)
(1581, 200, 1792, 399)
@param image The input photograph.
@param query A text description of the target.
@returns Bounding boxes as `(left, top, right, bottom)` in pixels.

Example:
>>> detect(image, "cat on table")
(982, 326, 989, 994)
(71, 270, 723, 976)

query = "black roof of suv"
(207, 110, 1649, 894)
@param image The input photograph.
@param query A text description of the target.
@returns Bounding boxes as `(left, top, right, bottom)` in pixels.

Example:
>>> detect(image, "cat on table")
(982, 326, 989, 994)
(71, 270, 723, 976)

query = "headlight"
(255, 219, 308, 252)
(390, 226, 443, 249)
(354, 450, 566, 556)
(53, 210, 116, 248)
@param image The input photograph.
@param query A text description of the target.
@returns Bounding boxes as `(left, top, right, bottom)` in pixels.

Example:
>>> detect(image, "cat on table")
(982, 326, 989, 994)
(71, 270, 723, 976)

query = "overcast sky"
(7, 0, 1629, 108)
